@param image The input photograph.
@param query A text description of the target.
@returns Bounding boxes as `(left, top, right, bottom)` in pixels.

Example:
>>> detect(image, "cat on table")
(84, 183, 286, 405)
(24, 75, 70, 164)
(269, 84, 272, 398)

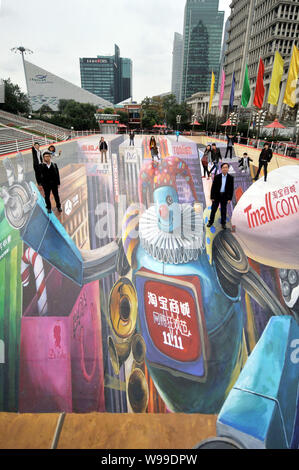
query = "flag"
(283, 45, 299, 108)
(209, 71, 215, 112)
(268, 51, 284, 106)
(218, 69, 225, 111)
(241, 65, 251, 107)
(253, 58, 265, 108)
(229, 72, 235, 110)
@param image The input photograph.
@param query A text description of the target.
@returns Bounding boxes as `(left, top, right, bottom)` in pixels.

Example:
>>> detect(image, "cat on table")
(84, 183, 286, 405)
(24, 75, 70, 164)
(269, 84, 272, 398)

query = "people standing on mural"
(202, 145, 211, 178)
(207, 163, 234, 230)
(224, 134, 235, 159)
(31, 142, 43, 183)
(253, 142, 273, 182)
(176, 130, 180, 142)
(99, 137, 108, 164)
(239, 152, 253, 175)
(48, 145, 62, 159)
(209, 143, 222, 177)
(129, 130, 135, 146)
(38, 152, 62, 214)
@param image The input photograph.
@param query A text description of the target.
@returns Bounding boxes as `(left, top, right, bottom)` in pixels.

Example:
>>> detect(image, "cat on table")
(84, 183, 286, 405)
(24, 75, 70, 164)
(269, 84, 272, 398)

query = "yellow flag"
(268, 51, 284, 105)
(283, 45, 299, 108)
(209, 71, 215, 112)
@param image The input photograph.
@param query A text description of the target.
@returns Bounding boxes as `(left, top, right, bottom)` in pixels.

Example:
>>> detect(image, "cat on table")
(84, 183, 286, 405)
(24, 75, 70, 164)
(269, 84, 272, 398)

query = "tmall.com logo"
(0, 339, 4, 364)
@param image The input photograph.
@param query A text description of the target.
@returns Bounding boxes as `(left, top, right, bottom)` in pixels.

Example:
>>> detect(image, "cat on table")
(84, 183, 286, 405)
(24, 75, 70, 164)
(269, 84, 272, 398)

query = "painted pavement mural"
(0, 135, 298, 449)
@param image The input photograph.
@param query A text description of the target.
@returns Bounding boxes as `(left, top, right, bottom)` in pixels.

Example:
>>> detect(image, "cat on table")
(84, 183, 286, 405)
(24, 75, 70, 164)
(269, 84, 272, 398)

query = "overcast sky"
(0, 0, 231, 103)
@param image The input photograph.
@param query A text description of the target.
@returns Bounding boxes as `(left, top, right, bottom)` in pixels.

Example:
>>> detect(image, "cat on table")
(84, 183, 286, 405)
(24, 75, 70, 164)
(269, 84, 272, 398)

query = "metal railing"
(207, 134, 299, 159)
(0, 130, 104, 156)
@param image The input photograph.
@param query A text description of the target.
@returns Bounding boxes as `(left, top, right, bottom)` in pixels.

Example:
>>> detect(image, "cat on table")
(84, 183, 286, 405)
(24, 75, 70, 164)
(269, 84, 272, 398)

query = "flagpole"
(206, 108, 209, 135)
(214, 108, 218, 137)
(247, 110, 252, 138)
(227, 62, 236, 137)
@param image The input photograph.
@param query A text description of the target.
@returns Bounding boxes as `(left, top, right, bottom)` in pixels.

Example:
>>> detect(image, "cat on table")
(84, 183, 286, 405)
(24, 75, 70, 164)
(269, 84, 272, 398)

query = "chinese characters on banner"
(145, 281, 201, 362)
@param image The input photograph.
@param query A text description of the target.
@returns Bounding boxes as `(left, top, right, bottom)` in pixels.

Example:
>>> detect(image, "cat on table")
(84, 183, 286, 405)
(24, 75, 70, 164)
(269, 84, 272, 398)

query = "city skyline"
(0, 0, 231, 104)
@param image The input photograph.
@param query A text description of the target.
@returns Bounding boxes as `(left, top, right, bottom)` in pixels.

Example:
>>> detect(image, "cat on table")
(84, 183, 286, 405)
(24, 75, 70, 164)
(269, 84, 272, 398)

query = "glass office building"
(171, 32, 184, 103)
(80, 45, 132, 105)
(181, 0, 224, 102)
(121, 58, 132, 104)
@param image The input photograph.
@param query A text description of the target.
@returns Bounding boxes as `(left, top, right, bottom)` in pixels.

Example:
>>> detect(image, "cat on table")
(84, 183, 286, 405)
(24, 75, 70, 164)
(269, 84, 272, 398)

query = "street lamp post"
(255, 109, 266, 140)
(176, 114, 181, 133)
(11, 46, 33, 97)
(191, 114, 196, 136)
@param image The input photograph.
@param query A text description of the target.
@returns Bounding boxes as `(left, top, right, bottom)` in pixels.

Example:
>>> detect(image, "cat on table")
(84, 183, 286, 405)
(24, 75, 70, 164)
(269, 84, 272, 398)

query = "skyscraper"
(80, 45, 132, 105)
(218, 18, 230, 92)
(224, 0, 299, 113)
(171, 32, 183, 102)
(181, 0, 224, 103)
(121, 58, 133, 103)
(223, 0, 255, 106)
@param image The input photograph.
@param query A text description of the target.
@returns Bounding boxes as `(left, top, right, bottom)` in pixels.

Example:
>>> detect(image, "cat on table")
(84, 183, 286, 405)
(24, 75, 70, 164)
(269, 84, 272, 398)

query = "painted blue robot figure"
(118, 157, 289, 414)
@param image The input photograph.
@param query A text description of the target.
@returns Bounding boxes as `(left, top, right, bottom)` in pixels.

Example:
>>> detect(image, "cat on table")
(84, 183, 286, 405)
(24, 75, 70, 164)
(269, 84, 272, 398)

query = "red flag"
(253, 58, 265, 108)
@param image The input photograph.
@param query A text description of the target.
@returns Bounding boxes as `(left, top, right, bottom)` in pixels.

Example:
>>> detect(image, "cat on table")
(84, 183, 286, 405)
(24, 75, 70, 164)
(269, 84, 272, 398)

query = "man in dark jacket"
(209, 143, 222, 176)
(224, 134, 235, 159)
(38, 152, 62, 214)
(253, 143, 273, 182)
(207, 162, 234, 230)
(129, 130, 135, 146)
(99, 137, 108, 163)
(32, 142, 43, 183)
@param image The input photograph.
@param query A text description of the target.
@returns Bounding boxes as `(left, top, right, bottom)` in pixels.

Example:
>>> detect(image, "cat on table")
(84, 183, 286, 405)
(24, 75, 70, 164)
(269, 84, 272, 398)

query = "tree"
(39, 104, 53, 117)
(0, 79, 30, 114)
(117, 110, 129, 125)
(141, 93, 192, 129)
(166, 101, 192, 129)
(141, 96, 164, 128)
(103, 107, 115, 115)
(44, 100, 98, 130)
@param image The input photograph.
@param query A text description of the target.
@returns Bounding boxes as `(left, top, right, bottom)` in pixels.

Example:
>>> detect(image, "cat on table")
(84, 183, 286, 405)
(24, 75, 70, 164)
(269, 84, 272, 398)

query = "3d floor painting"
(0, 135, 298, 449)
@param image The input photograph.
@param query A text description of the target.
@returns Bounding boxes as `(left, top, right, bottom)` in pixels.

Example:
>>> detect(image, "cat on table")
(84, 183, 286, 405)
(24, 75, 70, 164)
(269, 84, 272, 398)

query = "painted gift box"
(19, 268, 105, 413)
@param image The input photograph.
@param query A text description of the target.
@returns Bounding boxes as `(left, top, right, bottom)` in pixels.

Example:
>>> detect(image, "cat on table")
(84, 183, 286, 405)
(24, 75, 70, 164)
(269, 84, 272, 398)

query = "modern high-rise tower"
(180, 0, 224, 103)
(224, 0, 299, 112)
(80, 45, 132, 105)
(171, 32, 183, 102)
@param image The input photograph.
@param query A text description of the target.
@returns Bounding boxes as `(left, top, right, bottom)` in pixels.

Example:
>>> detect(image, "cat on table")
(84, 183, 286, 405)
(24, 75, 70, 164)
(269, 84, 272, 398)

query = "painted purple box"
(19, 270, 105, 413)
